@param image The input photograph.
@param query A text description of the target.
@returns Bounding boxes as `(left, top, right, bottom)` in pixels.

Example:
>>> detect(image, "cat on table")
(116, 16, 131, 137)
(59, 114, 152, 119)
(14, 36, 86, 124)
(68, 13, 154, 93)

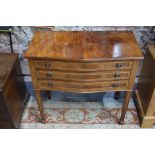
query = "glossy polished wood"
(34, 60, 132, 71)
(0, 53, 29, 128)
(36, 70, 130, 81)
(25, 31, 143, 61)
(135, 43, 155, 128)
(38, 79, 128, 92)
(25, 31, 143, 124)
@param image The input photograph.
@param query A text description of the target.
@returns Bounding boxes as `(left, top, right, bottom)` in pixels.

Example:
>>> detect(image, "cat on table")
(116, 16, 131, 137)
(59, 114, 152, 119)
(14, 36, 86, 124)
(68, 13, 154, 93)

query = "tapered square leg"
(35, 90, 45, 123)
(119, 91, 132, 125)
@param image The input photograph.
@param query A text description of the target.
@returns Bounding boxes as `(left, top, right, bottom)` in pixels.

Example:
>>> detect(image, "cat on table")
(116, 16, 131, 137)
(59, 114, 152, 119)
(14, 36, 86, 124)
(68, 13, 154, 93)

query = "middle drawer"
(36, 70, 130, 81)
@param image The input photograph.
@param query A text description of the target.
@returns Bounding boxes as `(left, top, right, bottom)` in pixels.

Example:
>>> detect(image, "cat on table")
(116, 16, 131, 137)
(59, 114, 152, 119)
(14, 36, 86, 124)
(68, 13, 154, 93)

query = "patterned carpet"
(20, 92, 141, 128)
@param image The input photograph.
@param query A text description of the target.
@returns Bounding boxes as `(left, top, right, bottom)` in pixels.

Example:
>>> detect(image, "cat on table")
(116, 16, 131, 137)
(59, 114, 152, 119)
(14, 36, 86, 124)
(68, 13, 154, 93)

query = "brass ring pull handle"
(115, 63, 122, 68)
(45, 63, 51, 68)
(114, 73, 121, 78)
(112, 83, 119, 88)
(47, 72, 52, 77)
(48, 82, 53, 87)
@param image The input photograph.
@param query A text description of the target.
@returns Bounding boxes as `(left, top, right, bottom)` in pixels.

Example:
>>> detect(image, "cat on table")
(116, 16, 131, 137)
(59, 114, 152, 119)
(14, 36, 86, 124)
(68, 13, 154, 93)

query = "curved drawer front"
(34, 60, 132, 71)
(36, 70, 130, 81)
(37, 80, 128, 92)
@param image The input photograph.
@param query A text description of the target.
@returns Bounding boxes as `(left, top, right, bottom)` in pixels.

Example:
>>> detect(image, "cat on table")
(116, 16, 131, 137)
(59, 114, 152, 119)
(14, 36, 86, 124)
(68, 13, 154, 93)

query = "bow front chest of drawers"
(25, 31, 143, 124)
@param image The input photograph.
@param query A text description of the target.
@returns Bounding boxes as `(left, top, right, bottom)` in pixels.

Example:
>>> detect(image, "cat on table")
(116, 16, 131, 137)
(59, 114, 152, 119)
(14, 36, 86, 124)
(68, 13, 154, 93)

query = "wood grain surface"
(136, 43, 155, 128)
(25, 31, 143, 124)
(25, 31, 143, 61)
(0, 53, 18, 91)
(0, 53, 29, 128)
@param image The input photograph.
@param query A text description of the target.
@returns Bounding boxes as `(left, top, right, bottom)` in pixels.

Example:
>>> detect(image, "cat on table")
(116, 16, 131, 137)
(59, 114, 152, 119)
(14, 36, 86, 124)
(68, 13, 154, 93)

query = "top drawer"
(34, 60, 132, 71)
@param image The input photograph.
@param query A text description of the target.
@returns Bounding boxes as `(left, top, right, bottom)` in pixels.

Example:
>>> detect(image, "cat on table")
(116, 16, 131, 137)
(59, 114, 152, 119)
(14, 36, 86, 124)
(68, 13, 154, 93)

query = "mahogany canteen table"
(24, 31, 143, 124)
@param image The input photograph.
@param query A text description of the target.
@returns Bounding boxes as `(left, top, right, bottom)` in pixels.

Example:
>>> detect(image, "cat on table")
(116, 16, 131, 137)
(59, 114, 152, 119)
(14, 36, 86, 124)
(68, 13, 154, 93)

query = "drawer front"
(34, 60, 132, 71)
(37, 80, 128, 92)
(36, 70, 130, 81)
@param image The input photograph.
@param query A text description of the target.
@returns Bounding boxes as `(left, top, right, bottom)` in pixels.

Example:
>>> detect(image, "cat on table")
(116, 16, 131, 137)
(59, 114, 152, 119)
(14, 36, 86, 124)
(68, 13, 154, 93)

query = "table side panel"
(0, 92, 14, 128)
(3, 60, 28, 127)
(137, 50, 155, 115)
(127, 60, 140, 89)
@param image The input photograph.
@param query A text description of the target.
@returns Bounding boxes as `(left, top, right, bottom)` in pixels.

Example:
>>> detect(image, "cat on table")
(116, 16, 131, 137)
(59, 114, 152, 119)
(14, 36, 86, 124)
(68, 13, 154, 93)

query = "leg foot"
(114, 91, 120, 100)
(39, 118, 46, 124)
(46, 91, 51, 100)
(119, 119, 124, 125)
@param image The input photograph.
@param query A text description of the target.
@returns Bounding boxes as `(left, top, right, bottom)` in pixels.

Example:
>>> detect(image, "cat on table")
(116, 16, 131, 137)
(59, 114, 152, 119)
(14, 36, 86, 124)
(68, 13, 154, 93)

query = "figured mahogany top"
(0, 53, 18, 91)
(24, 31, 143, 61)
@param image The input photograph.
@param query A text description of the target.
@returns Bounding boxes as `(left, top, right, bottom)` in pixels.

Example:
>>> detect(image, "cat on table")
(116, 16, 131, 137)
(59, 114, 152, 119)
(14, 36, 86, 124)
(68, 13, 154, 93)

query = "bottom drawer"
(37, 80, 128, 93)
